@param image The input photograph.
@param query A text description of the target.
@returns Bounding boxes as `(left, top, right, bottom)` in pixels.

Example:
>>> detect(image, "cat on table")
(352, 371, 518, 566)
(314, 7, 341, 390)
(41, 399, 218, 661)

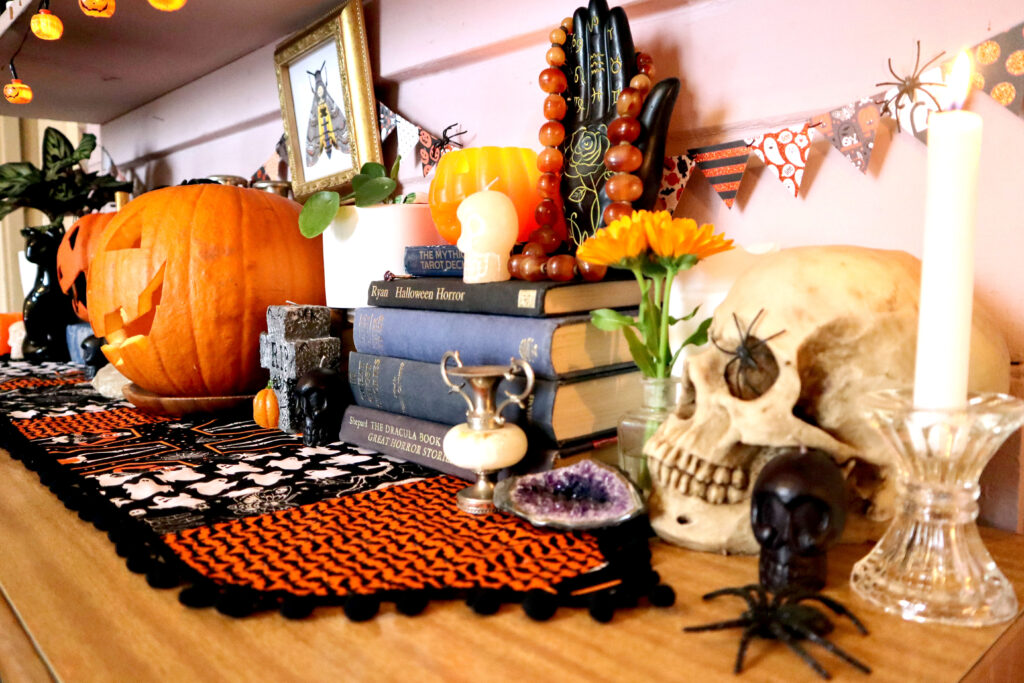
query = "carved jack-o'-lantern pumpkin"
(78, 0, 115, 18)
(3, 79, 32, 104)
(56, 212, 116, 322)
(87, 185, 326, 398)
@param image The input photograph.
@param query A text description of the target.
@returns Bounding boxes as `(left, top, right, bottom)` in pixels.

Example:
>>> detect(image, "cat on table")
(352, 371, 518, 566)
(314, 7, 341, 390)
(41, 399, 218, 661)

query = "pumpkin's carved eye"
(103, 263, 165, 344)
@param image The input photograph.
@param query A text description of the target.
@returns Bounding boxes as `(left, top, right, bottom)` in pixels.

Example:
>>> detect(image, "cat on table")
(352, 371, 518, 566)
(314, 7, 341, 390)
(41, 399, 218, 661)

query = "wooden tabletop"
(1, 450, 1023, 683)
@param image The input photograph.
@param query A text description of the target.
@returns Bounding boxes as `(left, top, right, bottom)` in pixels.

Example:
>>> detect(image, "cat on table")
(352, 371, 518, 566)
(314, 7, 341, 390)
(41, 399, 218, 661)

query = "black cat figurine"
(21, 226, 77, 363)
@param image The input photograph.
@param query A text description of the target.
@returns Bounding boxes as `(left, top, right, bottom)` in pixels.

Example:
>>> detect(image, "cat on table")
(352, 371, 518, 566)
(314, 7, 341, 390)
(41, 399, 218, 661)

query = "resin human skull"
(645, 246, 1010, 554)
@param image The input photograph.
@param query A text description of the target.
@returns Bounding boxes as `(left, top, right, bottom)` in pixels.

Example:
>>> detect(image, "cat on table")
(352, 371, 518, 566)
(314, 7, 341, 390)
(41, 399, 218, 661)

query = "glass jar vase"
(618, 376, 683, 495)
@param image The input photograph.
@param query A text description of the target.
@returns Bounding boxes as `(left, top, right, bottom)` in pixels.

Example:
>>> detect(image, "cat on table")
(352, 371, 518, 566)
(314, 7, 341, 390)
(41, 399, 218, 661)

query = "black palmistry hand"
(559, 0, 679, 247)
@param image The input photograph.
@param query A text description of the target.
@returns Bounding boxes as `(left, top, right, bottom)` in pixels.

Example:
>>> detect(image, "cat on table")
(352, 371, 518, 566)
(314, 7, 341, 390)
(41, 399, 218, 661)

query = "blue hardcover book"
(348, 351, 639, 444)
(404, 244, 463, 277)
(351, 307, 634, 379)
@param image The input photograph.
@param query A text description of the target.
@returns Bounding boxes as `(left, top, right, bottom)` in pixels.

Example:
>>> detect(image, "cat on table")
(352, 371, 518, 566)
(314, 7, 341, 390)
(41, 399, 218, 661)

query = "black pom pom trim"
(179, 582, 219, 608)
(125, 554, 152, 574)
(216, 589, 257, 618)
(146, 563, 180, 589)
(470, 590, 501, 616)
(523, 590, 558, 621)
(649, 583, 676, 608)
(280, 596, 316, 620)
(588, 594, 615, 623)
(395, 592, 429, 616)
(344, 595, 380, 622)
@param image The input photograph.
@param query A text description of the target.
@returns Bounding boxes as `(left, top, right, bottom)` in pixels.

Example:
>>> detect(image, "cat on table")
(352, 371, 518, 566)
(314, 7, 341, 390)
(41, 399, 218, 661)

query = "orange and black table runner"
(0, 361, 673, 621)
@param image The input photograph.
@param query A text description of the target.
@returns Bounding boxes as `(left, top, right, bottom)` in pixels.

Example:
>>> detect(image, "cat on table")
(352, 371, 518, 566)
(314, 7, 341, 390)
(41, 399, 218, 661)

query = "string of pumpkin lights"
(4, 0, 189, 104)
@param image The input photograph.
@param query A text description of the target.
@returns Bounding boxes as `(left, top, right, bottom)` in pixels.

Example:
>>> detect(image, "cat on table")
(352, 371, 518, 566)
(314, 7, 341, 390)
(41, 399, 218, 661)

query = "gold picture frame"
(274, 0, 381, 201)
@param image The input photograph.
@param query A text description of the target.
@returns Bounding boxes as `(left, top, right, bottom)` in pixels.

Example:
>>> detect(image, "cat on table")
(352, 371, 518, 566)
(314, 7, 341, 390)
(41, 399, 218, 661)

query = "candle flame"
(947, 51, 973, 110)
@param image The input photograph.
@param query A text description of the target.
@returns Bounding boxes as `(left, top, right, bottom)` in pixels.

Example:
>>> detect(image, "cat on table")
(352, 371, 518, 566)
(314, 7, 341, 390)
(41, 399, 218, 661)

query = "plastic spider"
(710, 310, 784, 400)
(684, 583, 871, 680)
(876, 40, 946, 131)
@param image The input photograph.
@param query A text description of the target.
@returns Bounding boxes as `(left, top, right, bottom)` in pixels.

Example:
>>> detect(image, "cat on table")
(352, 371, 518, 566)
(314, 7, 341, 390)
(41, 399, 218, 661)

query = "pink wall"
(102, 0, 1024, 524)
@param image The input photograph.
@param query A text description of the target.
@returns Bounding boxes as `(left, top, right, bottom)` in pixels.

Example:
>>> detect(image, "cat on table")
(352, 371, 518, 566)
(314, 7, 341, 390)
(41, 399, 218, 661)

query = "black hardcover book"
(365, 276, 640, 317)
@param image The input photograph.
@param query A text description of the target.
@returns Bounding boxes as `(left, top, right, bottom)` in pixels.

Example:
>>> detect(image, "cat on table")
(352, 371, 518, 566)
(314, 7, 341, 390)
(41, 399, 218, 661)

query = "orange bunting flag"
(746, 123, 812, 198)
(688, 140, 750, 209)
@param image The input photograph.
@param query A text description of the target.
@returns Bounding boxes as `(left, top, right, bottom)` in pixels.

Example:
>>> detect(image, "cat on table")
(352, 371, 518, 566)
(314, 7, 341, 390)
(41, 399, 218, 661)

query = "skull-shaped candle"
(751, 447, 847, 591)
(456, 190, 518, 284)
(296, 366, 349, 447)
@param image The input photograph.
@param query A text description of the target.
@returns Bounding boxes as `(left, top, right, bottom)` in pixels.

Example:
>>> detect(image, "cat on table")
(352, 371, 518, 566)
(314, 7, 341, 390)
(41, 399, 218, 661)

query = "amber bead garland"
(599, 52, 657, 226)
(514, 16, 634, 283)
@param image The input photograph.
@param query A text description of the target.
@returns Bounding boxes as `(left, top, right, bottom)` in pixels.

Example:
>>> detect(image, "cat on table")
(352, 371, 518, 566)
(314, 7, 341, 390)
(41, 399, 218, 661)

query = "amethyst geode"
(494, 460, 645, 530)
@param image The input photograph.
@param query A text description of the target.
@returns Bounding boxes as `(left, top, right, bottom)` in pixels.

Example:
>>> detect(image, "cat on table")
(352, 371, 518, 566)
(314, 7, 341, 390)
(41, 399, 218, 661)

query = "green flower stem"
(659, 266, 679, 377)
(630, 264, 648, 333)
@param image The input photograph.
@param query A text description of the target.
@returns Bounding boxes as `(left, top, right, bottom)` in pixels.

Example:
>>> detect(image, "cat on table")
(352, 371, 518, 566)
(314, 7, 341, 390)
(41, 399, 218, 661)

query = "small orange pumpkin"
(428, 147, 550, 244)
(88, 185, 326, 398)
(56, 212, 117, 322)
(253, 384, 279, 429)
(79, 0, 115, 18)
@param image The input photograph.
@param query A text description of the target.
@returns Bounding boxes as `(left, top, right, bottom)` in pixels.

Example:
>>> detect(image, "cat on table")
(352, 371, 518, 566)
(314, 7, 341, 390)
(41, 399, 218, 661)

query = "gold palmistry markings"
(610, 55, 622, 75)
(607, 26, 613, 39)
(572, 34, 582, 53)
(591, 89, 601, 103)
(574, 65, 582, 84)
(590, 52, 605, 75)
(590, 14, 599, 30)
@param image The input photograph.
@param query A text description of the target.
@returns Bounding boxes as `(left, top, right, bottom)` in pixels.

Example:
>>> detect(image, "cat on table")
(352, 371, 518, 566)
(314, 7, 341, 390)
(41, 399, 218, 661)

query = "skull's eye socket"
(724, 335, 779, 400)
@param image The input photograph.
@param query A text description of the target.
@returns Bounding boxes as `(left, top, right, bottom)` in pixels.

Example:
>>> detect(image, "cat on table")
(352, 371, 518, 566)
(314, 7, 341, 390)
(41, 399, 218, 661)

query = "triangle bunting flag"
(810, 97, 883, 173)
(688, 140, 750, 208)
(746, 123, 812, 197)
(655, 154, 695, 213)
(966, 21, 1024, 119)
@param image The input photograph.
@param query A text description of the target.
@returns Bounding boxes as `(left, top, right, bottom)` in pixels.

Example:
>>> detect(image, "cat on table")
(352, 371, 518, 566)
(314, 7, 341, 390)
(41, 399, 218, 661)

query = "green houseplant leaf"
(354, 177, 397, 207)
(42, 127, 75, 176)
(298, 191, 340, 238)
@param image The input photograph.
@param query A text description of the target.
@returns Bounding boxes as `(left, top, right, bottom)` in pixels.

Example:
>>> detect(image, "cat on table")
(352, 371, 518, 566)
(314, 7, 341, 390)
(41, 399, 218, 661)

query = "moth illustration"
(304, 62, 349, 167)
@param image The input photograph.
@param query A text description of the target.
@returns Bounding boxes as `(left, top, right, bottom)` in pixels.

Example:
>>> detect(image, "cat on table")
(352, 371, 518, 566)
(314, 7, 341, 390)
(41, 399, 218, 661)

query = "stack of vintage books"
(339, 255, 643, 478)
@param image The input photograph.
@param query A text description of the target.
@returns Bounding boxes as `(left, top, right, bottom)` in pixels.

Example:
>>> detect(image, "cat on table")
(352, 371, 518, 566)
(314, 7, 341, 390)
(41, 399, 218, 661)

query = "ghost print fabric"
(0, 362, 432, 536)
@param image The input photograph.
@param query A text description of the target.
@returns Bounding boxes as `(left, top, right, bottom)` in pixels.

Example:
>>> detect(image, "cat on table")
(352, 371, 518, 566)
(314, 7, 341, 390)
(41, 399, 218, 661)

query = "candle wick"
(483, 178, 498, 191)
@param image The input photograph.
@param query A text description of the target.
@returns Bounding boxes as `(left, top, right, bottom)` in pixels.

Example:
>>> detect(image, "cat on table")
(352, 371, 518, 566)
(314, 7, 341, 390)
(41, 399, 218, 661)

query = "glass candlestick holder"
(851, 388, 1024, 627)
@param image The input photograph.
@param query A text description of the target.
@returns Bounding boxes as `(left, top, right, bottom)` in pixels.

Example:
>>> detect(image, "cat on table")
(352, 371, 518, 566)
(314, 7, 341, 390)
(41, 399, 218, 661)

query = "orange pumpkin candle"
(428, 147, 546, 244)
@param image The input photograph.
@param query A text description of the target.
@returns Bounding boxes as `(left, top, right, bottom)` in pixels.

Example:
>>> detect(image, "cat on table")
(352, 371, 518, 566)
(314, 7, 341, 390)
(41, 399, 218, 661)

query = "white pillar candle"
(913, 52, 982, 410)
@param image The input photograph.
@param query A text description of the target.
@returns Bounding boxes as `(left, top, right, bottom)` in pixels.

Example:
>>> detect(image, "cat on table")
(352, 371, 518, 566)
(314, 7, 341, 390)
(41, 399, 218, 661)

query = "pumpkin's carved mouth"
(103, 262, 165, 347)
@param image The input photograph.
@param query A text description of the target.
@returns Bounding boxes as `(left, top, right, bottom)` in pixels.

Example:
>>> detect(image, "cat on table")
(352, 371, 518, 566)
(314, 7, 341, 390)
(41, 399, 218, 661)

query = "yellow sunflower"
(575, 211, 649, 267)
(646, 214, 734, 263)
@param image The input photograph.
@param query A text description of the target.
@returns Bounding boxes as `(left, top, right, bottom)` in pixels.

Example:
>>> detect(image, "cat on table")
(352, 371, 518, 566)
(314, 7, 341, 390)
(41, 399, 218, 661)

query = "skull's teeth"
(653, 451, 750, 505)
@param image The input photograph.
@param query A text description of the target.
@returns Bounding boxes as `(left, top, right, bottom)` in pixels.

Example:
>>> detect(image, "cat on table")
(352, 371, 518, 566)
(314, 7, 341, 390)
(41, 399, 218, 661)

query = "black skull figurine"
(80, 334, 109, 378)
(750, 447, 847, 592)
(295, 367, 350, 447)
